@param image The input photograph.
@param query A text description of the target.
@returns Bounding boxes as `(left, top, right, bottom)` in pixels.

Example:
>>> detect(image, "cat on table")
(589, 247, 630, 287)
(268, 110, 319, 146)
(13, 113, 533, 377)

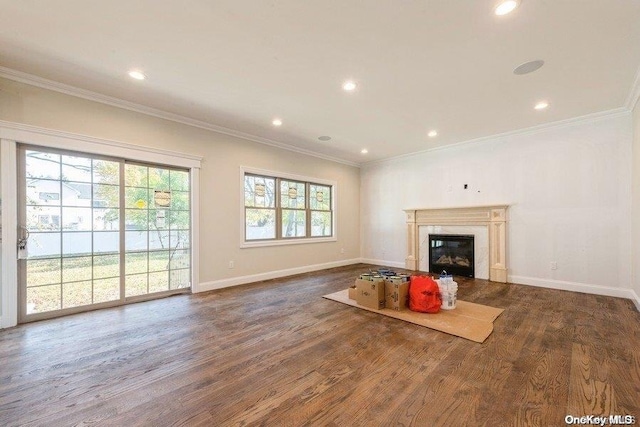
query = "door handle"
(18, 226, 29, 259)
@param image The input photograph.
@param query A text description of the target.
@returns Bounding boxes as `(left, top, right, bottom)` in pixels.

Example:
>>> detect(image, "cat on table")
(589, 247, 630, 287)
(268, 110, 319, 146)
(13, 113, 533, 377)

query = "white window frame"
(240, 166, 337, 248)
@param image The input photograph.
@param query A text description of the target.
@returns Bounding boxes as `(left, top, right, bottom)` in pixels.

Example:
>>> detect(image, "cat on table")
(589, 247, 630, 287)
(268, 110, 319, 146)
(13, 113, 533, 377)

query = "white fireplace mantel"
(404, 205, 508, 283)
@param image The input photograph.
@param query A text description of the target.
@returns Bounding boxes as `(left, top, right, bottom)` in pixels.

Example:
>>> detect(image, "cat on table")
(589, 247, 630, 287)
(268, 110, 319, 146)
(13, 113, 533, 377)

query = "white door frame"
(1, 139, 18, 328)
(1, 121, 202, 328)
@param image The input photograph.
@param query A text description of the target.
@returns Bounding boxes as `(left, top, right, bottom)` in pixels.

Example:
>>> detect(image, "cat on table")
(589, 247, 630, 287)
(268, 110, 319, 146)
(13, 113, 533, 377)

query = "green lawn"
(25, 252, 190, 314)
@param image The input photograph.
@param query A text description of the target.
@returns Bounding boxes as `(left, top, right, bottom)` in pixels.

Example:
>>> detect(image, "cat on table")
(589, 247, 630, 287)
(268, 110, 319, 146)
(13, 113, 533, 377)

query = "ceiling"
(1, 0, 639, 165)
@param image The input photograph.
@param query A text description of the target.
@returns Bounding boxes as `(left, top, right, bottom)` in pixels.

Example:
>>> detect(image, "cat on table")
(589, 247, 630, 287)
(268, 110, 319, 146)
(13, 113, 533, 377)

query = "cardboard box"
(385, 280, 409, 311)
(354, 278, 385, 310)
(348, 285, 357, 300)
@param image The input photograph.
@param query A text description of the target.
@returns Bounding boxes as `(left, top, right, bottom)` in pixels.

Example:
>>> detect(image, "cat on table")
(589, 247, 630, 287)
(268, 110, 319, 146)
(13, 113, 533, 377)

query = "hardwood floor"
(1, 264, 639, 426)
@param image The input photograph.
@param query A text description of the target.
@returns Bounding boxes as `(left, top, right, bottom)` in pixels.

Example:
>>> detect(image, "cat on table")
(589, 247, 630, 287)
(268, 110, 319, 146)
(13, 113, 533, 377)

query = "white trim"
(630, 290, 640, 312)
(625, 64, 640, 110)
(1, 139, 18, 328)
(0, 67, 359, 168)
(240, 166, 338, 187)
(195, 258, 361, 292)
(363, 108, 630, 167)
(241, 237, 338, 249)
(509, 275, 637, 301)
(358, 258, 406, 269)
(239, 166, 338, 249)
(0, 120, 202, 169)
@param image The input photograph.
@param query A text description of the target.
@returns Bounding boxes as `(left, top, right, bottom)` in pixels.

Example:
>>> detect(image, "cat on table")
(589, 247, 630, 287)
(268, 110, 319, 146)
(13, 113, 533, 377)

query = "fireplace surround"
(404, 205, 508, 282)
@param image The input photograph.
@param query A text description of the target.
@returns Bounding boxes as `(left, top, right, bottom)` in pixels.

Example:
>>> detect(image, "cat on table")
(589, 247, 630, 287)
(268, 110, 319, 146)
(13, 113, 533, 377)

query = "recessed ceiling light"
(343, 81, 357, 91)
(128, 70, 146, 80)
(361, 148, 368, 154)
(272, 118, 283, 126)
(428, 130, 438, 138)
(318, 136, 332, 141)
(514, 60, 544, 75)
(534, 101, 549, 110)
(494, 0, 519, 16)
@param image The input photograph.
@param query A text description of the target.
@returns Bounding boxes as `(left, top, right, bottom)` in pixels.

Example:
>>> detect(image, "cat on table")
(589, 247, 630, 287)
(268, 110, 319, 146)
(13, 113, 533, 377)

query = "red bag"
(409, 275, 442, 313)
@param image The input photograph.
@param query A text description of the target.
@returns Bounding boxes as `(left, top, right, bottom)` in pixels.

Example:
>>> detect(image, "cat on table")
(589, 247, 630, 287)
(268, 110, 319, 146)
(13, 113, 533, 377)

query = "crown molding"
(362, 107, 630, 167)
(0, 119, 204, 165)
(625, 63, 640, 111)
(0, 66, 360, 168)
(2, 65, 635, 169)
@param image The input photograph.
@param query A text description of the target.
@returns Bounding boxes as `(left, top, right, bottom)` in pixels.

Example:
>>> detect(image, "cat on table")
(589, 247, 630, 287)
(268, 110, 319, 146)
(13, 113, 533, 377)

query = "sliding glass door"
(18, 146, 191, 322)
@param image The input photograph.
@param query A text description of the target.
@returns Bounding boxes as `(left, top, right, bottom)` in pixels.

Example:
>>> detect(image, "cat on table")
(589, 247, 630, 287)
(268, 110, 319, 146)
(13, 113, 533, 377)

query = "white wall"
(361, 112, 633, 297)
(0, 77, 360, 299)
(632, 98, 640, 303)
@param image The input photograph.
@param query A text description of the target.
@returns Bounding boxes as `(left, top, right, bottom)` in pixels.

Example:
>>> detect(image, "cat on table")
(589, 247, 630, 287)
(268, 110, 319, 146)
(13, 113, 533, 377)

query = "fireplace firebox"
(428, 234, 474, 278)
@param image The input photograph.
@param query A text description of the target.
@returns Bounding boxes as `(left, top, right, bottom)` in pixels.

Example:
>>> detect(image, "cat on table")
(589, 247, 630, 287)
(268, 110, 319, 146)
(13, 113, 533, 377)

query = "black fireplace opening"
(428, 234, 474, 278)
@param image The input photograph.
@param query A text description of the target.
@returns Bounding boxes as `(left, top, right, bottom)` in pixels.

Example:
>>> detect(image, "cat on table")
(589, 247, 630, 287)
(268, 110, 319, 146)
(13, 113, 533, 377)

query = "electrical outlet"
(228, 260, 234, 269)
(340, 248, 345, 254)
(550, 261, 557, 270)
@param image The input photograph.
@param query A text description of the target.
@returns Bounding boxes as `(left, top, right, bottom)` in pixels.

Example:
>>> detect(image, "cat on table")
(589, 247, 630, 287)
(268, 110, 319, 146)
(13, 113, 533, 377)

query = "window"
(244, 174, 276, 240)
(243, 170, 334, 243)
(280, 180, 306, 238)
(309, 184, 332, 237)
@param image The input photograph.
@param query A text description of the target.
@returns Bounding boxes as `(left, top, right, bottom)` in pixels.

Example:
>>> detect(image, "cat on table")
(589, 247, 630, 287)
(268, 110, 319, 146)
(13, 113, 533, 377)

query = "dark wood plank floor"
(1, 264, 639, 426)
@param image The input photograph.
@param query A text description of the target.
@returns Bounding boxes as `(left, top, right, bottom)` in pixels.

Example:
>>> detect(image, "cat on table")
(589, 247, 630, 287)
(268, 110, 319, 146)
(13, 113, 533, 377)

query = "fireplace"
(404, 205, 508, 282)
(428, 234, 475, 277)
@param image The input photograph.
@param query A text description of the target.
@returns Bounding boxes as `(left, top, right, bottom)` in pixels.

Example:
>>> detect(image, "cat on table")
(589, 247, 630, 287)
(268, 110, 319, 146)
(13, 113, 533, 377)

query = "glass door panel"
(21, 149, 122, 318)
(123, 164, 191, 297)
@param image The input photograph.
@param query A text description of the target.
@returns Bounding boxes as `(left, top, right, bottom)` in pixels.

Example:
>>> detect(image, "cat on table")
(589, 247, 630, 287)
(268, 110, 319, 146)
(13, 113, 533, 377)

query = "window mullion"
(118, 160, 126, 302)
(276, 178, 282, 239)
(306, 182, 311, 238)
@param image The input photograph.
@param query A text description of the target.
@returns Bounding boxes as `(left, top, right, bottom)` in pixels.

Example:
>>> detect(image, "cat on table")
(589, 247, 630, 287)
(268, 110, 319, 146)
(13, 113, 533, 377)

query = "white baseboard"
(358, 258, 406, 269)
(195, 258, 362, 293)
(195, 262, 640, 314)
(509, 275, 638, 305)
(630, 290, 640, 312)
(0, 315, 14, 329)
